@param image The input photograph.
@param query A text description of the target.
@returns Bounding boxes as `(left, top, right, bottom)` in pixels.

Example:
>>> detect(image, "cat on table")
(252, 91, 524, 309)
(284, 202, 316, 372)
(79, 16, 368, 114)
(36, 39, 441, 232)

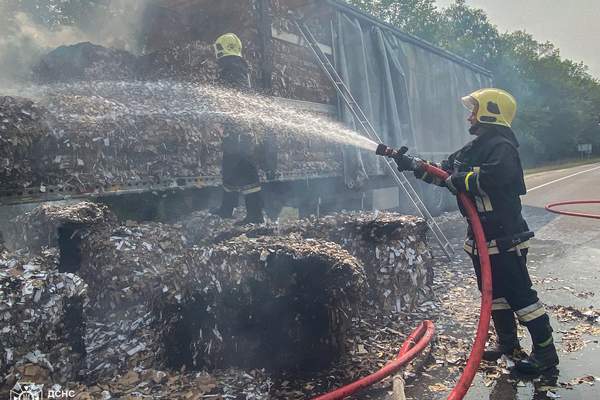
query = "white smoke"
(0, 1, 151, 86)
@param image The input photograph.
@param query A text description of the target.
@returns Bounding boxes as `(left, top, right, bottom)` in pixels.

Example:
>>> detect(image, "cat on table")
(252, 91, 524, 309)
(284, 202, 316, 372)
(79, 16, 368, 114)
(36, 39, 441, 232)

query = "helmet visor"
(461, 95, 478, 112)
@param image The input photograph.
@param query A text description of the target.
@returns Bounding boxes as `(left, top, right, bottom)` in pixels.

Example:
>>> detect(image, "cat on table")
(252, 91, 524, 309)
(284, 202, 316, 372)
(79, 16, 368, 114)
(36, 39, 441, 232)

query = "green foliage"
(348, 0, 442, 42)
(437, 0, 500, 66)
(346, 0, 600, 165)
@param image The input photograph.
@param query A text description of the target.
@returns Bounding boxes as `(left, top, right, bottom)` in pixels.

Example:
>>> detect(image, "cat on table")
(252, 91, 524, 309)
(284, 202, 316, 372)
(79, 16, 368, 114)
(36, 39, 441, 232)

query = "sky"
(435, 0, 600, 79)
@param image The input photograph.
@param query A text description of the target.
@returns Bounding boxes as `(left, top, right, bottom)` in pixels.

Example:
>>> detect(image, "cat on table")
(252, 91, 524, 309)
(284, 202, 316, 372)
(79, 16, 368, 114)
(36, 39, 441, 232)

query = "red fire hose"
(545, 200, 600, 220)
(431, 166, 493, 400)
(311, 163, 493, 400)
(312, 321, 435, 400)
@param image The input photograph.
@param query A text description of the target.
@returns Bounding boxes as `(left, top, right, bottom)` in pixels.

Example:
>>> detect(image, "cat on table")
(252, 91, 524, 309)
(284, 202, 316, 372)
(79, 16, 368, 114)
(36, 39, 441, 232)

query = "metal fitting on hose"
(375, 144, 422, 172)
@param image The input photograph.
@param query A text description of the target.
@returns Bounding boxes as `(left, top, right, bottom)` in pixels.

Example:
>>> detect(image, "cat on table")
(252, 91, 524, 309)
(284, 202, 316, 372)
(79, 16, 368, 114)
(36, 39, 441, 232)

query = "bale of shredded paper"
(0, 248, 88, 385)
(1, 82, 342, 191)
(0, 96, 47, 188)
(183, 211, 433, 312)
(11, 202, 114, 255)
(154, 235, 367, 371)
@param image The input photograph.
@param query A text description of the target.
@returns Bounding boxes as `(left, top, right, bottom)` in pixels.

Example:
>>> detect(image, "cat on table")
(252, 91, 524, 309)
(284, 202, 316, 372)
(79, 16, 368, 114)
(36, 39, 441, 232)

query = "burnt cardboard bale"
(78, 221, 188, 318)
(155, 235, 367, 372)
(33, 42, 138, 83)
(83, 304, 162, 381)
(182, 211, 433, 312)
(0, 248, 87, 386)
(138, 41, 218, 83)
(182, 210, 276, 246)
(11, 202, 115, 274)
(278, 212, 433, 312)
(0, 96, 48, 189)
(35, 87, 224, 188)
(73, 221, 189, 379)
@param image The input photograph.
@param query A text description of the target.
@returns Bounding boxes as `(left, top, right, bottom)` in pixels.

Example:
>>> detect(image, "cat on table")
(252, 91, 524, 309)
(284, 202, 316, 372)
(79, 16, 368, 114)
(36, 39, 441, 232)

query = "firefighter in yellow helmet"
(213, 33, 251, 88)
(397, 88, 558, 375)
(212, 33, 264, 224)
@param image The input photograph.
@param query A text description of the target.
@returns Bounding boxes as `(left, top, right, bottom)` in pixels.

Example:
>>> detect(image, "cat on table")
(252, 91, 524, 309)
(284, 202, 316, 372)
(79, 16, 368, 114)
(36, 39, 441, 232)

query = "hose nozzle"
(375, 144, 409, 159)
(375, 144, 423, 172)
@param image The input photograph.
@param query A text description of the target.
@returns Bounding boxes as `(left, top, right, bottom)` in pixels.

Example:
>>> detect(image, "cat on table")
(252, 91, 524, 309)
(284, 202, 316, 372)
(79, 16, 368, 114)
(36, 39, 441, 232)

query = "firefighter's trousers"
(219, 154, 263, 219)
(469, 249, 554, 347)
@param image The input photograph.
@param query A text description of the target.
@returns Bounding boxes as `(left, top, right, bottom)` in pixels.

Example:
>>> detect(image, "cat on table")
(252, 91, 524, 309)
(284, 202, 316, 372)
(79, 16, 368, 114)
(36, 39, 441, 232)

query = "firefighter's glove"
(446, 172, 472, 195)
(394, 154, 417, 172)
(440, 159, 453, 173)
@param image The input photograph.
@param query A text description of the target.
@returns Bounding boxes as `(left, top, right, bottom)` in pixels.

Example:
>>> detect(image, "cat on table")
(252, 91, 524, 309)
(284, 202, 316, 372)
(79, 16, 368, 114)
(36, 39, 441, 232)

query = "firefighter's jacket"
(218, 56, 252, 89)
(417, 124, 531, 255)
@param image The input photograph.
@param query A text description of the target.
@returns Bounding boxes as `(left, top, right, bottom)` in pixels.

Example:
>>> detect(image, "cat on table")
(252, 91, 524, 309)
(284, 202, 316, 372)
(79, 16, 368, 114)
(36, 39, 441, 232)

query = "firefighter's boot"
(515, 315, 559, 375)
(515, 339, 559, 374)
(212, 190, 238, 219)
(238, 191, 264, 225)
(483, 309, 521, 361)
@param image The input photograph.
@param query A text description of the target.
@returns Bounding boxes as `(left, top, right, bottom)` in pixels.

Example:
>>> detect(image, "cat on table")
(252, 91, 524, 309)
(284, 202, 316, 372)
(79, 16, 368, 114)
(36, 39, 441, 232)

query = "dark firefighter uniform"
(405, 88, 558, 375)
(213, 33, 264, 224)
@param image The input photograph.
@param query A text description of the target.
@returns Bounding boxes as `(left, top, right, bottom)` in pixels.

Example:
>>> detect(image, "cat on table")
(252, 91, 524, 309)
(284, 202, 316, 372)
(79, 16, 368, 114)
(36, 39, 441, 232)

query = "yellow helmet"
(461, 88, 517, 128)
(214, 33, 243, 59)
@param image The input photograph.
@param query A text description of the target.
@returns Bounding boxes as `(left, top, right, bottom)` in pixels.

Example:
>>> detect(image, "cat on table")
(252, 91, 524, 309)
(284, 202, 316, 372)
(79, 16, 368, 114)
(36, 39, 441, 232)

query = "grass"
(524, 157, 600, 176)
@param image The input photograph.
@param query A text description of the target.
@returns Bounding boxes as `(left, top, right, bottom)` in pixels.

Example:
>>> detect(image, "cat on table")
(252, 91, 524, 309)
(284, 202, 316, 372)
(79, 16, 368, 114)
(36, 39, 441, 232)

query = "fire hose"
(312, 321, 435, 400)
(545, 200, 600, 220)
(311, 145, 493, 400)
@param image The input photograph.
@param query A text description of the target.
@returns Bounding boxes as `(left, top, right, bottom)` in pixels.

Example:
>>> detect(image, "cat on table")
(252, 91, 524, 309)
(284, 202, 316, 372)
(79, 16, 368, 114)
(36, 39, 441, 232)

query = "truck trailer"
(0, 0, 492, 219)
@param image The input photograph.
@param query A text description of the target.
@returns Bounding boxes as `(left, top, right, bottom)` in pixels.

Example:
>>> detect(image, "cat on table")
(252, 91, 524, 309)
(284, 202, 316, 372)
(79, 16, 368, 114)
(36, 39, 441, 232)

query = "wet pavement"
(371, 162, 600, 400)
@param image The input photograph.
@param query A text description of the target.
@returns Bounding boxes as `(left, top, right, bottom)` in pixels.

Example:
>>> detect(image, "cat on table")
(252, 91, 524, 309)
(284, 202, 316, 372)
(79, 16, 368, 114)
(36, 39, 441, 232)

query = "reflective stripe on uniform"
(492, 297, 511, 310)
(476, 174, 485, 196)
(515, 302, 546, 322)
(482, 194, 493, 211)
(473, 193, 493, 213)
(241, 186, 262, 195)
(463, 239, 530, 256)
(465, 171, 475, 192)
(475, 197, 485, 212)
(469, 167, 493, 210)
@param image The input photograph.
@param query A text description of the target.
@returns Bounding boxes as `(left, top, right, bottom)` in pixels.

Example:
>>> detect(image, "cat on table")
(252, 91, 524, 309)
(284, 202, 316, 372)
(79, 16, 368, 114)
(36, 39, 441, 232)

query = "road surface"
(373, 162, 600, 400)
(505, 162, 600, 400)
(467, 162, 600, 400)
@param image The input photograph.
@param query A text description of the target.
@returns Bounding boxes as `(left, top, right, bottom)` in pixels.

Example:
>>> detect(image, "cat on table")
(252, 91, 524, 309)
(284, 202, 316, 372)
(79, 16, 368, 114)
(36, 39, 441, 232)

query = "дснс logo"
(10, 382, 44, 400)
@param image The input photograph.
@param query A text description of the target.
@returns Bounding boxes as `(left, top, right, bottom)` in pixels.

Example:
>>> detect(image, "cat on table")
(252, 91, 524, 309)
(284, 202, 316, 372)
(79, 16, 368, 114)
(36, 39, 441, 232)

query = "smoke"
(0, 11, 82, 85)
(0, 0, 151, 86)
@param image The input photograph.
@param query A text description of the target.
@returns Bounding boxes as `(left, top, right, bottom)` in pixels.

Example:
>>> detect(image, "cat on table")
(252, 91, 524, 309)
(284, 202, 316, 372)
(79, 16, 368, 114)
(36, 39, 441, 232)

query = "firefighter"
(212, 33, 264, 224)
(396, 88, 558, 375)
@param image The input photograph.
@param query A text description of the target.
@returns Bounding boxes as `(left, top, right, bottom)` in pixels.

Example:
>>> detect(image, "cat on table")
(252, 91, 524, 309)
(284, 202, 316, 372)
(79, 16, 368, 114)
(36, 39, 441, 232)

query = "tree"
(348, 0, 442, 42)
(437, 0, 500, 67)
